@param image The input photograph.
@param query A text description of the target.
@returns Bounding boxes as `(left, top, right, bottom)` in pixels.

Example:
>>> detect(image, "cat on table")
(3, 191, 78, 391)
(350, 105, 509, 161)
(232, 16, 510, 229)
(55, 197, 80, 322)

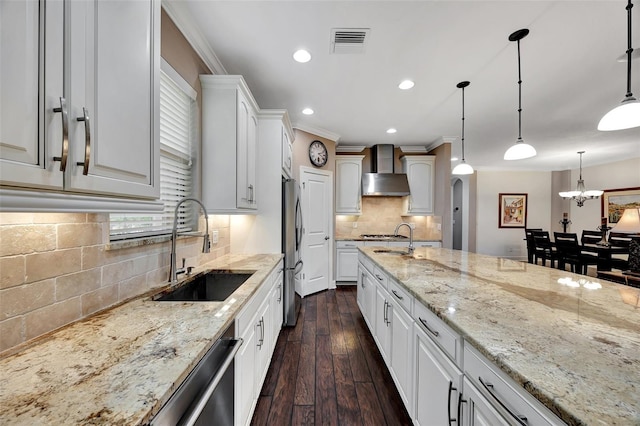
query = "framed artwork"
(498, 193, 527, 228)
(601, 187, 640, 226)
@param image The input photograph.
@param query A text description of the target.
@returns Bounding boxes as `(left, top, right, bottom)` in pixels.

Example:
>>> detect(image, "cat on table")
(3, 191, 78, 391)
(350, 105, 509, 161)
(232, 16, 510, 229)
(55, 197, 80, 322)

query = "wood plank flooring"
(251, 287, 412, 425)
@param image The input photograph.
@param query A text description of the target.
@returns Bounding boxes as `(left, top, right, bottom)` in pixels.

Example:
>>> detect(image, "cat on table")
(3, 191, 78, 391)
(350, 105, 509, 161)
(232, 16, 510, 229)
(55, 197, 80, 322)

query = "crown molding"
(398, 145, 428, 153)
(335, 145, 366, 153)
(161, 1, 227, 75)
(293, 124, 341, 143)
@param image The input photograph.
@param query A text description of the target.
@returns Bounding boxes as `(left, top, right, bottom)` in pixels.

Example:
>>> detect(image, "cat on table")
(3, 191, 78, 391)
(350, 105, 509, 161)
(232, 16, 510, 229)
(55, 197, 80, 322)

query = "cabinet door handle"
(457, 393, 467, 425)
(248, 184, 254, 203)
(448, 381, 457, 425)
(256, 319, 263, 348)
(384, 300, 391, 326)
(360, 273, 365, 288)
(391, 289, 404, 300)
(52, 97, 69, 172)
(75, 107, 91, 175)
(418, 317, 440, 337)
(478, 377, 528, 425)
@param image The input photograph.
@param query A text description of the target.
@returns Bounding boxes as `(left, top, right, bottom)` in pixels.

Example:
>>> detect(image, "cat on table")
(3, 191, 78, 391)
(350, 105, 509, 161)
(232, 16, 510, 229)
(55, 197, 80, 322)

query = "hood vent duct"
(362, 144, 411, 196)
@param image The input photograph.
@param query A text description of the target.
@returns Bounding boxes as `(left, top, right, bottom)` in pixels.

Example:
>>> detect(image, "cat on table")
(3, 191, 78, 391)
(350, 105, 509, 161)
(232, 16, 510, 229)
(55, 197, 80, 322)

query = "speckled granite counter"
(0, 253, 282, 425)
(360, 246, 640, 425)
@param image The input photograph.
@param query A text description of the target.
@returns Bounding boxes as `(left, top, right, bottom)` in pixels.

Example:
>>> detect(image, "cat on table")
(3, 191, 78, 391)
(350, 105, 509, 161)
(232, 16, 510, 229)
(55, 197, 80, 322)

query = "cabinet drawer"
(464, 345, 564, 426)
(372, 266, 388, 290)
(336, 240, 362, 249)
(388, 278, 412, 314)
(236, 273, 273, 335)
(413, 301, 460, 363)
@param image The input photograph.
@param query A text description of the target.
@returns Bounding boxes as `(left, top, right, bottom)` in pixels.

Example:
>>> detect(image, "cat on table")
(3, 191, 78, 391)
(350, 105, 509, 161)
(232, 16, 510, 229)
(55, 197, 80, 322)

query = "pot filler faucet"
(169, 197, 210, 283)
(394, 222, 415, 255)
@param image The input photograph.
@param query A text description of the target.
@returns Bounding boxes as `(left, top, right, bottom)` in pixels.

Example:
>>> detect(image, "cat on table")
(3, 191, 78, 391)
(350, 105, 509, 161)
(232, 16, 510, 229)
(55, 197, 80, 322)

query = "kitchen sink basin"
(373, 249, 410, 255)
(154, 270, 254, 302)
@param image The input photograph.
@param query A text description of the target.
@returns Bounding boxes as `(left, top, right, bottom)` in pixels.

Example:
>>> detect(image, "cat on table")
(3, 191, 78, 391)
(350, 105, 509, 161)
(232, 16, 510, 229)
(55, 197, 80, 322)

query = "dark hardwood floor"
(251, 287, 413, 425)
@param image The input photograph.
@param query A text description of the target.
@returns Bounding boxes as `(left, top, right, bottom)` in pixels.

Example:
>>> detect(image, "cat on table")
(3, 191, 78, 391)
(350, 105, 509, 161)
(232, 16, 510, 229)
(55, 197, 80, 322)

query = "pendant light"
(504, 29, 537, 160)
(559, 151, 603, 207)
(598, 0, 640, 131)
(452, 81, 474, 175)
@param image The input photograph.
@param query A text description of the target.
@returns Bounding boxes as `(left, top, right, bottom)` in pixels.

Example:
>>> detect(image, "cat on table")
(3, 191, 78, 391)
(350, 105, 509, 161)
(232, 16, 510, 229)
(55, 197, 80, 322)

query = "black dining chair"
(581, 230, 602, 246)
(554, 232, 598, 274)
(524, 228, 542, 264)
(532, 231, 560, 268)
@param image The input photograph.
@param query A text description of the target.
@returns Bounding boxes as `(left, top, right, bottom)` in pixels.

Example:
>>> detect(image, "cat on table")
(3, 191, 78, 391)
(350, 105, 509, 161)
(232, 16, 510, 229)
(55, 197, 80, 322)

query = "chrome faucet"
(394, 222, 414, 255)
(169, 198, 211, 283)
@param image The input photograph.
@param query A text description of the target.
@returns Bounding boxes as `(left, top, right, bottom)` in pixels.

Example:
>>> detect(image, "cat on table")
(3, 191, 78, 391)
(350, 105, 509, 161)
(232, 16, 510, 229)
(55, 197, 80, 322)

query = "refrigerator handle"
(295, 196, 303, 250)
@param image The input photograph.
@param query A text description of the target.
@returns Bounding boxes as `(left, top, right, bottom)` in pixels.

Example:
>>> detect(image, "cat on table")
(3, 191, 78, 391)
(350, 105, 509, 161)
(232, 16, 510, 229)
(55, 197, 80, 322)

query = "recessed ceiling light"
(398, 80, 415, 90)
(450, 157, 459, 162)
(302, 108, 314, 115)
(386, 128, 397, 134)
(293, 49, 311, 63)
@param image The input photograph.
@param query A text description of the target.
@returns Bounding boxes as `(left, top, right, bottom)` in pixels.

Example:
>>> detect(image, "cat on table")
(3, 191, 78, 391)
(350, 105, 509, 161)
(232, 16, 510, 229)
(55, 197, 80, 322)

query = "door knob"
(324, 236, 330, 240)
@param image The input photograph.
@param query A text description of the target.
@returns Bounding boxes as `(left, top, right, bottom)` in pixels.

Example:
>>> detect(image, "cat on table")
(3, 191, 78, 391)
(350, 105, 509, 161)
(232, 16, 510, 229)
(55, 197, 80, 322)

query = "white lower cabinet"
(357, 252, 565, 426)
(336, 241, 362, 282)
(235, 262, 283, 426)
(414, 324, 463, 426)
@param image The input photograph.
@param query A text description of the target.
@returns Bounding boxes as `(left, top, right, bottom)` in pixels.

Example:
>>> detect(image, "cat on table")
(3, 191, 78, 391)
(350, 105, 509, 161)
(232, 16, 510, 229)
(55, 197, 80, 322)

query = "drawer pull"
(391, 289, 404, 300)
(448, 380, 457, 425)
(375, 274, 384, 281)
(418, 317, 439, 337)
(478, 377, 528, 425)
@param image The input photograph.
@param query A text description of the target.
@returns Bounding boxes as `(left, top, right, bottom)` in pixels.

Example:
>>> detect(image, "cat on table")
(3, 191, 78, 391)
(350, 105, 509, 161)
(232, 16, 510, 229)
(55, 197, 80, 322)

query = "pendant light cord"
(626, 0, 634, 99)
(461, 86, 466, 161)
(517, 38, 523, 141)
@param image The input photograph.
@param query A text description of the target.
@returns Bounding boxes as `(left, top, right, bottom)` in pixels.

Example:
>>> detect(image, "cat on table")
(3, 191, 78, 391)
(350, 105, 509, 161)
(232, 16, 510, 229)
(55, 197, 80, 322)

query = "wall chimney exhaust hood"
(361, 144, 410, 196)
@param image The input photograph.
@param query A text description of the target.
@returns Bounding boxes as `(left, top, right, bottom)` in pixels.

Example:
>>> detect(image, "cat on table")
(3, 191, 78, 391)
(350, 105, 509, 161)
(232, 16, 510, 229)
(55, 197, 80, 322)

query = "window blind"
(110, 63, 196, 240)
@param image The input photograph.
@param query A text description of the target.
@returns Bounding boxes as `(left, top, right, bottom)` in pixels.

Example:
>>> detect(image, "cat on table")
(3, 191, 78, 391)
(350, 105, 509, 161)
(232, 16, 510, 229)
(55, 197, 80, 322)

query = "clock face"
(309, 140, 328, 167)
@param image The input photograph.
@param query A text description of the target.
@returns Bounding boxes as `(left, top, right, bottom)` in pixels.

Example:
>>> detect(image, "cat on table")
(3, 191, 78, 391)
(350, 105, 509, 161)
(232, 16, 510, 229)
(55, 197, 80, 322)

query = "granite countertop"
(360, 246, 640, 425)
(0, 253, 282, 425)
(337, 237, 441, 242)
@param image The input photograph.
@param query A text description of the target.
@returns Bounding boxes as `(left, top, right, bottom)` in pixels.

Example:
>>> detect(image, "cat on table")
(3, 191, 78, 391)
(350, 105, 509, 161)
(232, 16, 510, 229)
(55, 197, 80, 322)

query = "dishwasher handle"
(179, 338, 243, 426)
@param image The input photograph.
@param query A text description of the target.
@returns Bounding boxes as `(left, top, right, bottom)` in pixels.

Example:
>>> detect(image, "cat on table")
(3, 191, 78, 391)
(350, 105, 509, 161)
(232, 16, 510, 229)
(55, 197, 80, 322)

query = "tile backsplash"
(335, 197, 442, 240)
(0, 213, 230, 355)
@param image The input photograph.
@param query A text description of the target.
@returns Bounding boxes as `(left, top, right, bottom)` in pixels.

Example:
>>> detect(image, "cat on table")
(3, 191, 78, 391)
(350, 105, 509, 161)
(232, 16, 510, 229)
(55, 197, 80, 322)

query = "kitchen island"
(0, 253, 282, 425)
(360, 246, 639, 425)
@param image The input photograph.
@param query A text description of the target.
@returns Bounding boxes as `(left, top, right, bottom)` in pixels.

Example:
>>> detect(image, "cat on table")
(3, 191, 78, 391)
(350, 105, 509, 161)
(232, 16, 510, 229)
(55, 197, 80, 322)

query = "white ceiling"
(166, 0, 640, 172)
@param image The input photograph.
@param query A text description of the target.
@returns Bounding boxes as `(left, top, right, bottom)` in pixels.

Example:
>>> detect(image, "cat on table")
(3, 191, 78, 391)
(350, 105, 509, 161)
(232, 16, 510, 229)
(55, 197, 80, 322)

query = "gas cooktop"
(360, 234, 408, 240)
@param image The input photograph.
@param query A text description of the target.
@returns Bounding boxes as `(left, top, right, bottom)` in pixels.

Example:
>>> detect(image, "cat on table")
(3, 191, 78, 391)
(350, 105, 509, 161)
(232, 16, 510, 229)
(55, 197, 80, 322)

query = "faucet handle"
(181, 258, 186, 268)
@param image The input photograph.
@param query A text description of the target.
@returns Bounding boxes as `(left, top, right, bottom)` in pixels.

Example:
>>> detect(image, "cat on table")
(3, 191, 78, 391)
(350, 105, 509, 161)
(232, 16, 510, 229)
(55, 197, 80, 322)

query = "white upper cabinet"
(201, 75, 260, 213)
(401, 156, 435, 215)
(281, 124, 294, 179)
(0, 0, 160, 203)
(335, 155, 364, 214)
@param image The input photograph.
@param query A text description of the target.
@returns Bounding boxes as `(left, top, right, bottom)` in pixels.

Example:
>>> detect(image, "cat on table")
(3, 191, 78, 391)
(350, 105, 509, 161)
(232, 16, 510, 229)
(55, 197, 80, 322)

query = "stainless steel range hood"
(361, 144, 410, 196)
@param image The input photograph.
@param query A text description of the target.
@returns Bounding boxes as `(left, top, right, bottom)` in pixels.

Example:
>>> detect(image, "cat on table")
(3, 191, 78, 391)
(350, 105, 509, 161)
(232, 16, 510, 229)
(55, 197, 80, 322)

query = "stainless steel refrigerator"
(282, 178, 303, 326)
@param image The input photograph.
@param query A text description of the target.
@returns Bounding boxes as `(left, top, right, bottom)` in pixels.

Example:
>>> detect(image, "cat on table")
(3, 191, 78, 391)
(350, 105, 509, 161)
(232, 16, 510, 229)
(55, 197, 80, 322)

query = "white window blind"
(110, 62, 196, 240)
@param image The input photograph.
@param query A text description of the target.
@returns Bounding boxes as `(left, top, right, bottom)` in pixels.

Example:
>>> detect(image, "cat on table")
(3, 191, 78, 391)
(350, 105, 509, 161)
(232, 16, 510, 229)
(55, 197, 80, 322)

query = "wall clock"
(308, 140, 328, 167)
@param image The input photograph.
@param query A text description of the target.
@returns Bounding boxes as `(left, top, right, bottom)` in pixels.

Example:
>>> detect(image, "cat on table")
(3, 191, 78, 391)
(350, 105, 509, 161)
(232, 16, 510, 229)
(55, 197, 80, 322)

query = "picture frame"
(498, 193, 527, 228)
(601, 187, 640, 226)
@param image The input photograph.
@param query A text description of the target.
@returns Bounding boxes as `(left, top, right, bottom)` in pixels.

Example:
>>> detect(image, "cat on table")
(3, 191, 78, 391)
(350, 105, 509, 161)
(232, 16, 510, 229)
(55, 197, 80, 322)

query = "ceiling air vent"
(330, 28, 370, 54)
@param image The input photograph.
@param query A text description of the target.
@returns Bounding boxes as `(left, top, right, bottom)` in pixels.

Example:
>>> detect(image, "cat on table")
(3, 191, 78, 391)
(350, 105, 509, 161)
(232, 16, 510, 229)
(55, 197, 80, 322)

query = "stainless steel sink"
(373, 249, 411, 255)
(154, 270, 254, 302)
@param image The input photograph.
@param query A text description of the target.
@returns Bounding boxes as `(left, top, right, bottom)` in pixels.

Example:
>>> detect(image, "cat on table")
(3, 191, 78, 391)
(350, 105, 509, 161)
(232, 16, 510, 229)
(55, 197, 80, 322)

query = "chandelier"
(559, 151, 603, 207)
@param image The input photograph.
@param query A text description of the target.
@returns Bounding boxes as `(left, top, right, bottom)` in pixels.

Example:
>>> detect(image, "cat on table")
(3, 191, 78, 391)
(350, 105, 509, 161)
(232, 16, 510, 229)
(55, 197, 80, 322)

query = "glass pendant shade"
(504, 138, 537, 160)
(613, 207, 640, 233)
(598, 97, 640, 130)
(452, 161, 474, 175)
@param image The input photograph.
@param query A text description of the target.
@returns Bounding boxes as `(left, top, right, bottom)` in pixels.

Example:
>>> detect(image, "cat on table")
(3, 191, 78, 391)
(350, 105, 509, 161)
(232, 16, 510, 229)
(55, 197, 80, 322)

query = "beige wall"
(0, 11, 221, 356)
(292, 129, 336, 181)
(429, 143, 452, 248)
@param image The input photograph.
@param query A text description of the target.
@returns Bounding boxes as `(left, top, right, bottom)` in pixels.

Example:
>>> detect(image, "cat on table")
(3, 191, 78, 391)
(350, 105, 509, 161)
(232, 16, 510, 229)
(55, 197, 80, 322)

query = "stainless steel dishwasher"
(151, 324, 242, 426)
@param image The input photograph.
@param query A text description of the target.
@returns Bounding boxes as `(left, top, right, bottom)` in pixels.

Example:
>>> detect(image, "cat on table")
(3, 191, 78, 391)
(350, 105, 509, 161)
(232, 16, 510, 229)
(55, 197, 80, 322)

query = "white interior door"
(300, 167, 333, 297)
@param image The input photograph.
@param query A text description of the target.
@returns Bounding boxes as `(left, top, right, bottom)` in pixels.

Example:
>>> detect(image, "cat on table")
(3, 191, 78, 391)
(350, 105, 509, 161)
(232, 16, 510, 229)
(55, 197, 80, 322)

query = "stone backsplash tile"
(25, 298, 82, 342)
(56, 269, 102, 301)
(0, 279, 55, 319)
(81, 284, 119, 317)
(0, 317, 23, 353)
(57, 223, 104, 249)
(25, 248, 82, 284)
(0, 256, 25, 290)
(0, 225, 57, 257)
